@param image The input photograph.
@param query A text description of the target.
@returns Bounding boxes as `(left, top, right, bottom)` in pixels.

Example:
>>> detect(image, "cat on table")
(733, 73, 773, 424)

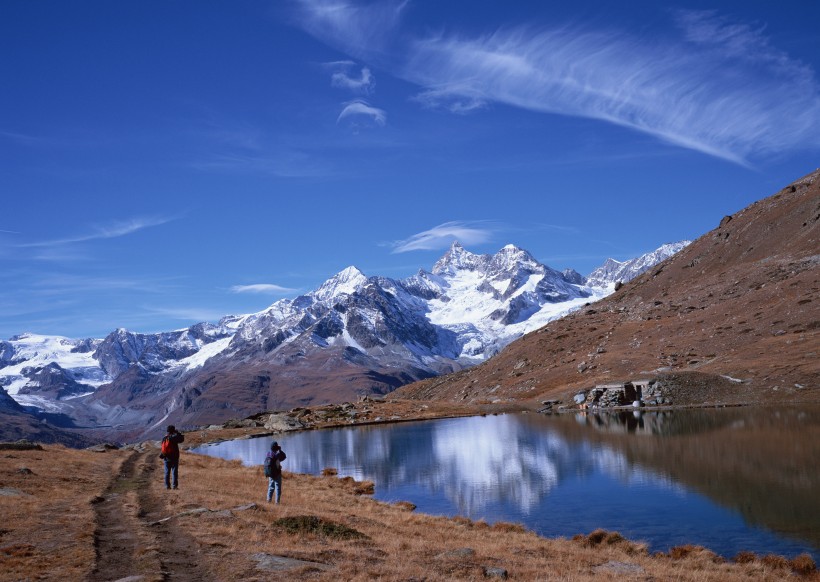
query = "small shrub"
(586, 529, 608, 546)
(321, 467, 338, 476)
(393, 501, 416, 512)
(271, 515, 368, 540)
(353, 480, 375, 495)
(492, 521, 528, 534)
(604, 532, 624, 545)
(790, 553, 817, 575)
(760, 554, 790, 570)
(668, 545, 722, 563)
(669, 545, 699, 559)
(733, 551, 757, 564)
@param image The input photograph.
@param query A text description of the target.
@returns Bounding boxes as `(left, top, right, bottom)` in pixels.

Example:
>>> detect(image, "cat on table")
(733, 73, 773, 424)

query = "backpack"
(263, 453, 281, 478)
(161, 436, 176, 457)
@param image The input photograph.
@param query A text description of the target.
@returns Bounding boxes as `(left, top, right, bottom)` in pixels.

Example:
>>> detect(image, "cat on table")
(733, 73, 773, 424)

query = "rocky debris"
(0, 487, 29, 497)
(573, 380, 674, 408)
(592, 561, 645, 575)
(437, 548, 476, 559)
(483, 566, 509, 579)
(251, 553, 332, 573)
(221, 418, 261, 429)
(641, 381, 674, 406)
(0, 440, 43, 451)
(263, 413, 305, 432)
(148, 503, 257, 526)
(88, 443, 120, 453)
(537, 400, 561, 413)
(17, 467, 33, 475)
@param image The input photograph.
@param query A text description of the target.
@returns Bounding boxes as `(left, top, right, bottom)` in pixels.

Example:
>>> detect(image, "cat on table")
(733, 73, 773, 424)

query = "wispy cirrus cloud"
(292, 1, 820, 165)
(392, 221, 497, 253)
(337, 100, 387, 126)
(329, 63, 375, 93)
(412, 83, 488, 115)
(230, 283, 297, 294)
(293, 0, 407, 60)
(18, 216, 175, 248)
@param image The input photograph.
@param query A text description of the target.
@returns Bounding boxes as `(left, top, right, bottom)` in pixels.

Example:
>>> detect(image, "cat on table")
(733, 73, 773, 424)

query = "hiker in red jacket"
(160, 424, 185, 490)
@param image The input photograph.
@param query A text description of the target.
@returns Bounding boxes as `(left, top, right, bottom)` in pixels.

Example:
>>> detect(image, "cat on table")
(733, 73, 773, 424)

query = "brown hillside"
(397, 168, 820, 406)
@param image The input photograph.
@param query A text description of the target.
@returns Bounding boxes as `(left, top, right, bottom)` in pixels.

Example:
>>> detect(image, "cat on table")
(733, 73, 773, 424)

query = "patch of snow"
(177, 336, 233, 371)
(12, 393, 64, 413)
(342, 329, 366, 353)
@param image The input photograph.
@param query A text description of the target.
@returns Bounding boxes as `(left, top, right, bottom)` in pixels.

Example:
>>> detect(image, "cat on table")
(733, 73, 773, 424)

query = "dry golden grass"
(1, 442, 817, 581)
(0, 444, 124, 581)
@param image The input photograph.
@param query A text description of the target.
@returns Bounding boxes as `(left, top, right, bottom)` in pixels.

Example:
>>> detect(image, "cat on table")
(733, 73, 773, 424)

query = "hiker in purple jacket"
(264, 441, 287, 503)
(160, 424, 185, 490)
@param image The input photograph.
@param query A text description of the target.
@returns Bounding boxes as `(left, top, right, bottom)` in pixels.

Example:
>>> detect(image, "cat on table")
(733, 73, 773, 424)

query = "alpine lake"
(192, 405, 820, 560)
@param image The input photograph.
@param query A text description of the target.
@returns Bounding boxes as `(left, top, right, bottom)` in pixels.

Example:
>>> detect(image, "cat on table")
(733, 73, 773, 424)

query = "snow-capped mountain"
(585, 241, 691, 288)
(0, 241, 688, 437)
(0, 334, 107, 408)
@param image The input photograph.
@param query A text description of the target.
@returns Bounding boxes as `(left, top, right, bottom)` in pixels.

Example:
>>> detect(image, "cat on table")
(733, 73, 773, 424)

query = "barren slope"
(397, 168, 820, 406)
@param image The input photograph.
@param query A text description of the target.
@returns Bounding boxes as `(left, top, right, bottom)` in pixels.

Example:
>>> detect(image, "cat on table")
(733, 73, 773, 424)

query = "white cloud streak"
(392, 221, 496, 253)
(293, 0, 407, 60)
(337, 100, 387, 126)
(293, 1, 820, 165)
(331, 65, 375, 93)
(230, 284, 297, 294)
(18, 216, 175, 248)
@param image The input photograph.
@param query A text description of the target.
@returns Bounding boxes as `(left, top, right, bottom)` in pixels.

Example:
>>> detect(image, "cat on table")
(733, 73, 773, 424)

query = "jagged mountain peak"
(586, 240, 691, 288)
(312, 266, 369, 302)
(488, 245, 542, 277)
(432, 242, 545, 278)
(432, 241, 486, 275)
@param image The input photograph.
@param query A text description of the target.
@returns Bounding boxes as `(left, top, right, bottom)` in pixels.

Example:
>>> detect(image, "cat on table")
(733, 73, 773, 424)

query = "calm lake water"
(193, 406, 819, 559)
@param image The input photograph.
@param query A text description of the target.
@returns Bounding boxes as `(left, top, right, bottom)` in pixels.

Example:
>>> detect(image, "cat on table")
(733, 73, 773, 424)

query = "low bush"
(271, 515, 369, 540)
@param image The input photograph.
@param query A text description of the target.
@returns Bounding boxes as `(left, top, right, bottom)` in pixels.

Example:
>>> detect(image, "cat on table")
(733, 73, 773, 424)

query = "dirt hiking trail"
(89, 450, 214, 582)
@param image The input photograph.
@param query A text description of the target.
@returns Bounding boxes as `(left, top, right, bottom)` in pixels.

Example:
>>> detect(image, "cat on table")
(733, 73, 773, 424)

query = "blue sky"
(1, 0, 819, 340)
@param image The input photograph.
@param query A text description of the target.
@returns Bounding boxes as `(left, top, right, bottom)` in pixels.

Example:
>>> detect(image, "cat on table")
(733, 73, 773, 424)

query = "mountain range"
(398, 168, 819, 408)
(0, 241, 687, 441)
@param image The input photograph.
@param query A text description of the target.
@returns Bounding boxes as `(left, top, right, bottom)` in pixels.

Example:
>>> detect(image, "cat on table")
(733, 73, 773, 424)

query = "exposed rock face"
(94, 324, 233, 377)
(0, 384, 24, 414)
(398, 168, 820, 407)
(17, 363, 90, 399)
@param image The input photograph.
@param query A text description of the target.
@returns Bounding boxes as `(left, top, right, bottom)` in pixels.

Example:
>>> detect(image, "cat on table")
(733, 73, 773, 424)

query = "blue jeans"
(164, 457, 179, 489)
(267, 476, 282, 503)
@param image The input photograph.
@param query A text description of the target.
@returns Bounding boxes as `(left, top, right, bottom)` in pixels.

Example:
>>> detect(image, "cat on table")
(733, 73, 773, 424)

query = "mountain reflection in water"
(193, 406, 819, 559)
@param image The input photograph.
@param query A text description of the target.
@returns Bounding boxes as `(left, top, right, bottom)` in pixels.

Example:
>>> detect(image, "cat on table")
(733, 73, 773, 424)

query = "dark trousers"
(164, 457, 179, 488)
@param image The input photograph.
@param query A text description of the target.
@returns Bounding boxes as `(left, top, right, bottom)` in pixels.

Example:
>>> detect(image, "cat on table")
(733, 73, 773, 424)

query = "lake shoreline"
(186, 399, 820, 566)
